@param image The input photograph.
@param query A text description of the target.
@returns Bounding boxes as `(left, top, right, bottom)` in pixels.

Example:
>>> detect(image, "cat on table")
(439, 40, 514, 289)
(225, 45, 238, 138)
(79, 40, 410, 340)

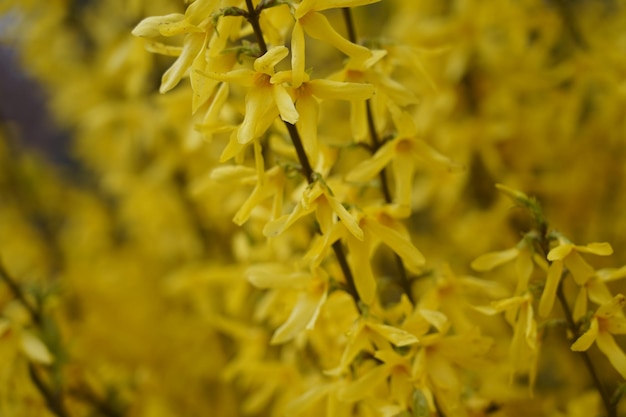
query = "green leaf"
(412, 390, 429, 417)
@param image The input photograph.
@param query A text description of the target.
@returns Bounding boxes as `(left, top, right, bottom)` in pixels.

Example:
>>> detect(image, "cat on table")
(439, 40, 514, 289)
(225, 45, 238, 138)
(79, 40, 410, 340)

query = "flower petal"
(576, 242, 614, 256)
(20, 331, 53, 365)
(132, 14, 186, 37)
(596, 331, 626, 379)
(346, 139, 396, 182)
(547, 243, 574, 261)
(271, 290, 325, 344)
(571, 318, 599, 351)
(347, 233, 376, 304)
(300, 12, 371, 62)
(291, 21, 306, 89)
(364, 216, 425, 270)
(308, 79, 375, 101)
(273, 84, 299, 124)
(538, 260, 563, 317)
(160, 33, 206, 93)
(368, 323, 419, 346)
(254, 46, 289, 75)
(565, 252, 595, 285)
(471, 248, 519, 272)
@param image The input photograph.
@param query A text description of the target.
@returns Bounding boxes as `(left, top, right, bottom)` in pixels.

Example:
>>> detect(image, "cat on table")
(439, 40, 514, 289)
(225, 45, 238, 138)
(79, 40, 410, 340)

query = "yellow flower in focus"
(572, 294, 626, 379)
(539, 240, 613, 317)
(291, 0, 379, 88)
(201, 45, 299, 146)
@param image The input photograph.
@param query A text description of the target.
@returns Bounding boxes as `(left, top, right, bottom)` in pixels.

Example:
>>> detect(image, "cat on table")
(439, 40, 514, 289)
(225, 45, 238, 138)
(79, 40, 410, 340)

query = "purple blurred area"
(0, 42, 70, 164)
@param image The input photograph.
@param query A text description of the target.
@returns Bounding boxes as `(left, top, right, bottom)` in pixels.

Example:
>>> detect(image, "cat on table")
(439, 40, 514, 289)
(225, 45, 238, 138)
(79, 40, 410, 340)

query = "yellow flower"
(476, 293, 539, 386)
(291, 0, 379, 88)
(199, 45, 299, 146)
(347, 136, 462, 217)
(539, 240, 613, 317)
(247, 264, 330, 345)
(572, 294, 626, 379)
(471, 237, 538, 295)
(269, 70, 375, 166)
(263, 176, 364, 242)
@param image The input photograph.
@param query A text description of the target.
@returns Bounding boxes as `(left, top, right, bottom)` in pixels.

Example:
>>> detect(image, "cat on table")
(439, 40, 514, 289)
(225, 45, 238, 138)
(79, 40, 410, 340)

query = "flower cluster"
(1, 0, 626, 416)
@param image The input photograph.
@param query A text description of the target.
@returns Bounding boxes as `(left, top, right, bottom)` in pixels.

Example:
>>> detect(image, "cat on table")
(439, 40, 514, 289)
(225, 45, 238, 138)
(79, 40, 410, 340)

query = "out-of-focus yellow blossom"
(471, 236, 540, 294)
(477, 293, 539, 387)
(247, 263, 329, 344)
(347, 135, 462, 217)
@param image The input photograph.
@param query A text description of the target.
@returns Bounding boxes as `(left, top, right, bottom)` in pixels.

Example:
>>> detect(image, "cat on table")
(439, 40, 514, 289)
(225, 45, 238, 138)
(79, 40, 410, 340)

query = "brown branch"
(245, 1, 362, 310)
(341, 7, 414, 304)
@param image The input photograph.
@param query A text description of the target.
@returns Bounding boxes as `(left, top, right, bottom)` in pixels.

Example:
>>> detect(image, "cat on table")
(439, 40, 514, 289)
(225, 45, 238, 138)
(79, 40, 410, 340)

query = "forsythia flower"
(200, 45, 299, 147)
(572, 294, 626, 379)
(539, 240, 613, 317)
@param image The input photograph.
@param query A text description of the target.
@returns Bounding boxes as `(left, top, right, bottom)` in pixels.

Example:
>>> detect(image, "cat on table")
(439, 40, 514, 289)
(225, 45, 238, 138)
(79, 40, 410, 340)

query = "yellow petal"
(538, 260, 563, 317)
(273, 84, 299, 124)
(471, 248, 519, 272)
(573, 286, 588, 322)
(346, 139, 396, 182)
(247, 265, 311, 289)
(364, 217, 425, 270)
(199, 68, 255, 86)
(132, 14, 186, 37)
(300, 12, 371, 62)
(571, 318, 599, 351)
(596, 294, 626, 319)
(254, 46, 289, 75)
(20, 331, 53, 365)
(160, 33, 206, 93)
(547, 243, 574, 261)
(185, 0, 219, 26)
(596, 331, 626, 379)
(587, 279, 613, 305)
(271, 291, 325, 344)
(515, 250, 534, 294)
(347, 233, 376, 304)
(419, 309, 448, 333)
(296, 95, 320, 165)
(338, 364, 390, 402)
(391, 153, 416, 216)
(308, 79, 375, 101)
(408, 139, 463, 172)
(368, 323, 419, 347)
(313, 0, 381, 13)
(606, 317, 626, 335)
(325, 194, 364, 241)
(291, 21, 306, 89)
(565, 252, 595, 285)
(238, 86, 276, 144)
(576, 242, 614, 256)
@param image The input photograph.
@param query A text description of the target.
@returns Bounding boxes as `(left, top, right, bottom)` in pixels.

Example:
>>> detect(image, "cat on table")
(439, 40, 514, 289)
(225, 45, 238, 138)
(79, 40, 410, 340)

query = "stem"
(557, 284, 615, 417)
(28, 364, 72, 417)
(245, 1, 362, 309)
(245, 0, 267, 54)
(0, 260, 41, 324)
(341, 7, 414, 304)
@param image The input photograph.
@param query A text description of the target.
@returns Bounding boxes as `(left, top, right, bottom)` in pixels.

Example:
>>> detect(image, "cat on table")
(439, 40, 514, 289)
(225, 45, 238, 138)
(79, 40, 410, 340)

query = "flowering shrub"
(2, 0, 626, 416)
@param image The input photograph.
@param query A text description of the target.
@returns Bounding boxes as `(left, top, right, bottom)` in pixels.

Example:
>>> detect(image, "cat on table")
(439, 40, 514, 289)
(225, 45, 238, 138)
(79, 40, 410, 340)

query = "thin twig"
(556, 284, 615, 417)
(341, 7, 414, 304)
(0, 260, 41, 324)
(245, 1, 362, 310)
